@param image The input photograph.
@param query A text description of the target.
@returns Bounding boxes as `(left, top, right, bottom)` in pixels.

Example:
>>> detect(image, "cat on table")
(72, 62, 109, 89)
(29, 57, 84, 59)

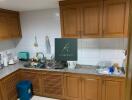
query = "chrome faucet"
(36, 52, 45, 63)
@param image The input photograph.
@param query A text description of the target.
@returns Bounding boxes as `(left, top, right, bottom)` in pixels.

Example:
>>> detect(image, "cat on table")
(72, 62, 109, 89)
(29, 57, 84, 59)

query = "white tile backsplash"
(0, 8, 128, 67)
(77, 48, 125, 66)
(77, 39, 126, 66)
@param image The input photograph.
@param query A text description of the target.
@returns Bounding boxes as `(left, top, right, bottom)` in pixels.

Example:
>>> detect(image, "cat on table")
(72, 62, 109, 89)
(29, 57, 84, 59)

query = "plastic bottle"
(3, 53, 8, 67)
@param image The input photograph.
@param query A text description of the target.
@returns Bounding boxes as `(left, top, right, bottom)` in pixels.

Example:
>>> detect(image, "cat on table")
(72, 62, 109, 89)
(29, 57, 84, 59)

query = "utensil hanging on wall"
(45, 36, 51, 54)
(34, 34, 38, 47)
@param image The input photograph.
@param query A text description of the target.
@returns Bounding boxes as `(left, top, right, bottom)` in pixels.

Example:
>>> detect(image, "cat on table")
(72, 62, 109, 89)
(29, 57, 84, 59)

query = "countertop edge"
(0, 63, 126, 80)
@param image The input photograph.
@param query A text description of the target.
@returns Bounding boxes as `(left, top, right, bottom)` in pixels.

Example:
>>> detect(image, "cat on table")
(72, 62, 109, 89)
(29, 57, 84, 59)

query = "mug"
(67, 61, 77, 69)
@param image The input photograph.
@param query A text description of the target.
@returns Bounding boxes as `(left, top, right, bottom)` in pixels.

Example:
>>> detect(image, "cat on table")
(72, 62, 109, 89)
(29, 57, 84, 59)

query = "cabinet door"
(1, 72, 19, 100)
(0, 10, 21, 40)
(0, 12, 11, 39)
(20, 70, 41, 95)
(8, 12, 21, 38)
(64, 74, 81, 100)
(42, 72, 64, 99)
(81, 1, 102, 38)
(82, 76, 102, 100)
(60, 5, 81, 38)
(103, 0, 128, 37)
(0, 82, 3, 100)
(102, 78, 125, 100)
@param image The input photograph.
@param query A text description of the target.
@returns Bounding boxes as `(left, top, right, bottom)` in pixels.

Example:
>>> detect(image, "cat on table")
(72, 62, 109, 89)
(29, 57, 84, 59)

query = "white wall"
(0, 39, 20, 57)
(3, 8, 128, 66)
(15, 9, 61, 57)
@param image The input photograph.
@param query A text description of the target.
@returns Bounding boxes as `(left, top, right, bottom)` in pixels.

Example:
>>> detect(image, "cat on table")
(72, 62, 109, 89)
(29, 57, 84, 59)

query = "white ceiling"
(0, 0, 60, 11)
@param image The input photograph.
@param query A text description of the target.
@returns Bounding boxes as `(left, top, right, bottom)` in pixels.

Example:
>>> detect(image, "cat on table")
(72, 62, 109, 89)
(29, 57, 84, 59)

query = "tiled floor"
(31, 96, 59, 100)
(18, 96, 59, 100)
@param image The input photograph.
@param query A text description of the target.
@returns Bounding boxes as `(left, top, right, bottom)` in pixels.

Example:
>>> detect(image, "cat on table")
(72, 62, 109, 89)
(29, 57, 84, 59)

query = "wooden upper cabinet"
(59, 0, 129, 38)
(81, 1, 102, 38)
(8, 12, 21, 38)
(64, 74, 81, 100)
(60, 4, 81, 38)
(0, 9, 21, 40)
(103, 0, 128, 37)
(0, 12, 10, 39)
(82, 75, 102, 100)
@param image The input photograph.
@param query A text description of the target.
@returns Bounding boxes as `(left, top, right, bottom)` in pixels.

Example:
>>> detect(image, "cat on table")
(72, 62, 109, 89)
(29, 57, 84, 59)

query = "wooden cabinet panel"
(81, 1, 102, 38)
(20, 70, 41, 95)
(102, 77, 125, 100)
(64, 74, 81, 100)
(8, 12, 21, 38)
(0, 9, 21, 40)
(0, 69, 126, 100)
(0, 82, 3, 100)
(0, 12, 10, 39)
(60, 5, 81, 38)
(59, 0, 129, 38)
(82, 76, 102, 100)
(41, 72, 64, 99)
(103, 0, 128, 37)
(105, 81, 122, 100)
(1, 71, 19, 100)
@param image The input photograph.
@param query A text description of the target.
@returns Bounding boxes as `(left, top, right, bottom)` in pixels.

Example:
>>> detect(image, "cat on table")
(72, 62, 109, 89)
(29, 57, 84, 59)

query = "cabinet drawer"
(45, 81, 62, 88)
(45, 75, 62, 79)
(42, 72, 64, 97)
(45, 78, 62, 84)
(45, 88, 63, 96)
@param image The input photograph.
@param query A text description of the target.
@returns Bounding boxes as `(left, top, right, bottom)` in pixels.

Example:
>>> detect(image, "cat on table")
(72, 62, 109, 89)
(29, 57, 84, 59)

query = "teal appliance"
(18, 52, 30, 61)
(55, 38, 77, 68)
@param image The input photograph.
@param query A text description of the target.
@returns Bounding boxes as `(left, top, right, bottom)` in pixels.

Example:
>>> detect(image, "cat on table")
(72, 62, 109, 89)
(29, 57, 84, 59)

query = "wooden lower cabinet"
(64, 74, 102, 100)
(81, 75, 102, 100)
(0, 69, 126, 100)
(19, 69, 41, 96)
(65, 74, 101, 100)
(41, 72, 64, 99)
(102, 77, 125, 100)
(64, 73, 125, 100)
(19, 70, 64, 99)
(0, 82, 3, 100)
(0, 71, 19, 100)
(64, 73, 82, 100)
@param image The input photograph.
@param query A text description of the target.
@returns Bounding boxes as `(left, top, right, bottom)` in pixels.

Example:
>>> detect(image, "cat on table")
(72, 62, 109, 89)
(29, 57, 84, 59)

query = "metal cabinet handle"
(85, 79, 96, 81)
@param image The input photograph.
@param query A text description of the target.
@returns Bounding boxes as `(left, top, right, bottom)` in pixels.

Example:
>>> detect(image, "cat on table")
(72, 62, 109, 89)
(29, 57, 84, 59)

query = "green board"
(55, 38, 77, 61)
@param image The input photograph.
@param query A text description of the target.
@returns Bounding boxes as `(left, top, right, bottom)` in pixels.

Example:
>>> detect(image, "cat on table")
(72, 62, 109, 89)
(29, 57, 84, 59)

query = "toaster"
(18, 52, 30, 61)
